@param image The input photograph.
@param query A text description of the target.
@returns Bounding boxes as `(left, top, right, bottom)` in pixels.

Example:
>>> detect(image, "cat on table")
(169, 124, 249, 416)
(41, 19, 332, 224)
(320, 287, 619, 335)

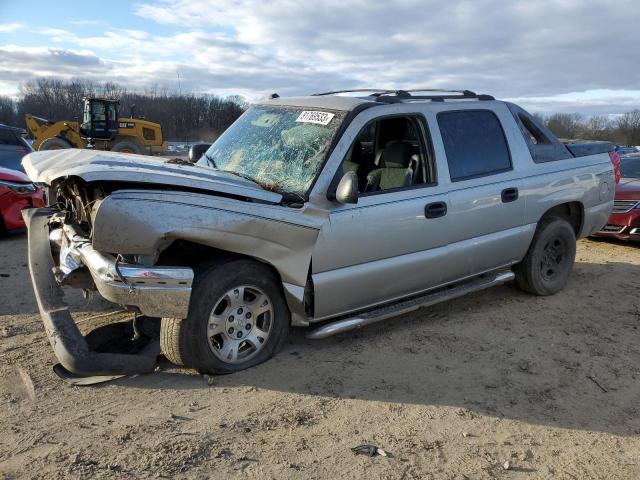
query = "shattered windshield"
(197, 105, 345, 197)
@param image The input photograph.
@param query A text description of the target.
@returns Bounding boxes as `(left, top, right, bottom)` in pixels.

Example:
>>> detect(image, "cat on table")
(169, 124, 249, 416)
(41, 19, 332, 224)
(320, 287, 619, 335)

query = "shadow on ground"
(112, 259, 640, 438)
(3, 230, 640, 437)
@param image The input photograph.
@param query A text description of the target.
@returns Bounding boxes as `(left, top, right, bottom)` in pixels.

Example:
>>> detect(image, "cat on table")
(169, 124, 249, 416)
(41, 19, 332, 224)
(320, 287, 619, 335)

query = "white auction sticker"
(296, 111, 335, 125)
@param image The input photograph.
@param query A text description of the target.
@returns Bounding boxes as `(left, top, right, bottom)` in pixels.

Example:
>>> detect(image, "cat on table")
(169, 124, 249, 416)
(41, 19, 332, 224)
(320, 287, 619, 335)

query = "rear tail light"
(609, 151, 621, 184)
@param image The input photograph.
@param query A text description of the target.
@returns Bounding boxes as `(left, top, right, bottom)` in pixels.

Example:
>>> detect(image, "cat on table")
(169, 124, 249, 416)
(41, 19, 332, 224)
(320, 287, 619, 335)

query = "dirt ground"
(1, 232, 640, 479)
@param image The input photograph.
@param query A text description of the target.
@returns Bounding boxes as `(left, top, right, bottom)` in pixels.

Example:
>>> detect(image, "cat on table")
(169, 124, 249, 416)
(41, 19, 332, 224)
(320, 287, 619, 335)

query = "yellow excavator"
(25, 97, 168, 154)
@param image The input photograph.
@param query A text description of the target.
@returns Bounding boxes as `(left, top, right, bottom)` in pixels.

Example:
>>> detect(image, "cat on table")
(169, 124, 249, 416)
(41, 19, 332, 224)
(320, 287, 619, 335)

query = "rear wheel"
(514, 216, 576, 295)
(160, 259, 289, 374)
(39, 137, 73, 150)
(111, 140, 145, 154)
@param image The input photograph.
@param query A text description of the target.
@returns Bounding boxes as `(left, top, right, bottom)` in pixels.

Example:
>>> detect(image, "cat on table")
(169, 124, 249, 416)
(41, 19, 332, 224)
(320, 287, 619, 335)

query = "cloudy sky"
(0, 0, 639, 115)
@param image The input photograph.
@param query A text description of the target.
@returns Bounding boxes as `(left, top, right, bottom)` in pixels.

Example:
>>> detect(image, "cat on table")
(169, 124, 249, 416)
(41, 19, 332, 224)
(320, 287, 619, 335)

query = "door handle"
(501, 187, 519, 203)
(425, 201, 447, 219)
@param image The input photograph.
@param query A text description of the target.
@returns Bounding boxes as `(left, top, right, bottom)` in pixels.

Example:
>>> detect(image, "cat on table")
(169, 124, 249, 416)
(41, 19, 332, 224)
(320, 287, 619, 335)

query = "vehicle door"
(426, 104, 531, 278)
(310, 107, 452, 320)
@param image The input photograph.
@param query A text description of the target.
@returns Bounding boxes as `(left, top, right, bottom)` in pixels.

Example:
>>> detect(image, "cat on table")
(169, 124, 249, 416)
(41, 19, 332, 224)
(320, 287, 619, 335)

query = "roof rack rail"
(310, 88, 494, 102)
(311, 88, 396, 96)
(375, 89, 494, 103)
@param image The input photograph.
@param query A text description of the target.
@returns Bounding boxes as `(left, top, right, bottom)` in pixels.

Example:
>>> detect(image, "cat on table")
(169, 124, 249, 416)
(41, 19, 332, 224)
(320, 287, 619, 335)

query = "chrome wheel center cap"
(227, 305, 254, 339)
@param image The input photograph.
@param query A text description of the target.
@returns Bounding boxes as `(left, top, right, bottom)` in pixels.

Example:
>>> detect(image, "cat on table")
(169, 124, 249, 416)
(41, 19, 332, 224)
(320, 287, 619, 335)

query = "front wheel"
(160, 259, 289, 374)
(514, 216, 576, 296)
(111, 139, 146, 154)
(39, 137, 73, 150)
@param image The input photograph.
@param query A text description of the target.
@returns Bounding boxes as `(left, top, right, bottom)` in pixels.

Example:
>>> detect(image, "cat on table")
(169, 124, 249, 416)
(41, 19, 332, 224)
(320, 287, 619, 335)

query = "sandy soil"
(1, 232, 640, 479)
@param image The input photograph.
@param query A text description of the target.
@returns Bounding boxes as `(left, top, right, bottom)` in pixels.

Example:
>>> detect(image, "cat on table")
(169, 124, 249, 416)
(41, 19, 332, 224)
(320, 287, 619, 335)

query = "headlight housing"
(0, 179, 38, 194)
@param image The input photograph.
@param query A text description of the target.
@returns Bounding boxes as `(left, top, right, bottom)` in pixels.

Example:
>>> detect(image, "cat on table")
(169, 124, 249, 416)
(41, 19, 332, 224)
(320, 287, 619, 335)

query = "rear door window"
(437, 110, 512, 181)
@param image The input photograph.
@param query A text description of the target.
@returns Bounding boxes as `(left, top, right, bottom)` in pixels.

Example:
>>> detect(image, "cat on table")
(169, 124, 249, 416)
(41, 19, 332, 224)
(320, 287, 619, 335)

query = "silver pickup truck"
(22, 89, 618, 376)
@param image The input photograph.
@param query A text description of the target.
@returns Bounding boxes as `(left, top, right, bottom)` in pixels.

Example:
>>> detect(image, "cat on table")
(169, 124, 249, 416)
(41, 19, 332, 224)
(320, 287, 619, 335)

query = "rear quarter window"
(437, 110, 512, 181)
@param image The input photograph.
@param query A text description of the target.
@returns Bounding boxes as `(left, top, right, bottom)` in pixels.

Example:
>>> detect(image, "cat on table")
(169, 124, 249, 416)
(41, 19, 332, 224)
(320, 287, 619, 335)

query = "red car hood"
(0, 165, 31, 183)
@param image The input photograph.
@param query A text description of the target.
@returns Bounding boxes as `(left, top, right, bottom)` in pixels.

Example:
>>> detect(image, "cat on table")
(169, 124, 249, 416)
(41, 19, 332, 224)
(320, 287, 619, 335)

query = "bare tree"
(545, 113, 583, 140)
(6, 77, 246, 141)
(583, 115, 612, 141)
(0, 96, 18, 125)
(616, 110, 640, 146)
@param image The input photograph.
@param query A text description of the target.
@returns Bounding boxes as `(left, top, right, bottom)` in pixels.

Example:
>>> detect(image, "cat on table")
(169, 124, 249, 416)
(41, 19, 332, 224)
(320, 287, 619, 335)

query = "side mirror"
(188, 143, 211, 163)
(335, 171, 358, 204)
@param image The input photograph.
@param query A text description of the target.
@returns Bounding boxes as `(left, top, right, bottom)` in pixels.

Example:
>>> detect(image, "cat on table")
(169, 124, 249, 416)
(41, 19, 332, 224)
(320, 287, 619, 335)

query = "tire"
(160, 259, 290, 374)
(514, 216, 576, 296)
(39, 137, 73, 150)
(111, 140, 146, 154)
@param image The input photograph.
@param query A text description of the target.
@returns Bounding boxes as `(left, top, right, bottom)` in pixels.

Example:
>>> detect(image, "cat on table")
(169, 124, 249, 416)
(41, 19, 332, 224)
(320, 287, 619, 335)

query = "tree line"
(537, 111, 640, 146)
(1, 78, 639, 146)
(0, 78, 246, 142)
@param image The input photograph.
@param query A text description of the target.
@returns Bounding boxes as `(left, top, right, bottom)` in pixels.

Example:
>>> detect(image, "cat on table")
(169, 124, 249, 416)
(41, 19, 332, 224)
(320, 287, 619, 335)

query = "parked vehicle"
(188, 143, 211, 163)
(25, 97, 167, 154)
(615, 145, 639, 157)
(0, 166, 44, 235)
(594, 154, 640, 241)
(21, 89, 616, 377)
(0, 123, 33, 172)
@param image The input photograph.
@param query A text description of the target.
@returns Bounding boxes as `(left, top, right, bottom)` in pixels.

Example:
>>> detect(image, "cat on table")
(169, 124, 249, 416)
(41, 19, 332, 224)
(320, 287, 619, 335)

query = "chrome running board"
(306, 270, 515, 339)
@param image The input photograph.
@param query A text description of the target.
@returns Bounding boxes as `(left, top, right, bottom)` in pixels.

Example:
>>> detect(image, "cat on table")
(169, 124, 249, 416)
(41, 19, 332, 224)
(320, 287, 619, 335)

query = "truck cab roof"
(261, 89, 496, 112)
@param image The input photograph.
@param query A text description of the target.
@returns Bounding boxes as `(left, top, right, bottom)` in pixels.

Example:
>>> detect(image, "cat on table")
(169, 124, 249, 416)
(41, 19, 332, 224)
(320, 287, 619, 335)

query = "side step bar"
(306, 270, 515, 339)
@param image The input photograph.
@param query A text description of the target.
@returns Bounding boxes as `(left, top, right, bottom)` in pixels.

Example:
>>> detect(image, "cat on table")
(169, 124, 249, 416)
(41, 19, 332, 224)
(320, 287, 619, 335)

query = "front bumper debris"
(22, 208, 192, 376)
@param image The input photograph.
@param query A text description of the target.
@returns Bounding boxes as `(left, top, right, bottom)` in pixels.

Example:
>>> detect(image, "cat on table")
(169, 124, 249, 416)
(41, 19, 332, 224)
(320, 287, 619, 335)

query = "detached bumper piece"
(23, 208, 192, 377)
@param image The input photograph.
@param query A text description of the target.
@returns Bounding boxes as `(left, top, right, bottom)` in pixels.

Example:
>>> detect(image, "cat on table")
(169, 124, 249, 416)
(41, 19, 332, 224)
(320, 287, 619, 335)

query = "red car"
(595, 154, 640, 241)
(0, 166, 45, 235)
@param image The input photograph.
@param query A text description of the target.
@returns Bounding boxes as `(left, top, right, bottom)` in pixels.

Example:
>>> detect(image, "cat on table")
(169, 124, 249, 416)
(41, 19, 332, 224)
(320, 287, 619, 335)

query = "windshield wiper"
(221, 170, 262, 185)
(202, 154, 263, 187)
(203, 153, 217, 169)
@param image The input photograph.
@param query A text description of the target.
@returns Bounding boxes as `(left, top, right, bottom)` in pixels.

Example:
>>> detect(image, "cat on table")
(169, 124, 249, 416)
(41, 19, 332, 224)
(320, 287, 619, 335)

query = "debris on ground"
(351, 444, 390, 457)
(587, 375, 608, 393)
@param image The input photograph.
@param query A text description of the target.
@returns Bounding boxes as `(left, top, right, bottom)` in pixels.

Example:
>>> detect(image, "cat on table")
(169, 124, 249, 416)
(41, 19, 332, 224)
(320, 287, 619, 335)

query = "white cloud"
(0, 23, 21, 33)
(1, 1, 639, 114)
(129, 0, 640, 102)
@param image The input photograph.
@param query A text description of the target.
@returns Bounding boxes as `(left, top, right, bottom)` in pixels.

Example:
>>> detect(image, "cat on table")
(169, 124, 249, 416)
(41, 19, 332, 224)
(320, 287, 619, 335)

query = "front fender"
(92, 189, 324, 286)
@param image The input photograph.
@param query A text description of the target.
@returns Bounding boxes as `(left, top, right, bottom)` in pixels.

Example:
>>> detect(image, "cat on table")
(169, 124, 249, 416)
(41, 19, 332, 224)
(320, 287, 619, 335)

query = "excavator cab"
(80, 98, 119, 139)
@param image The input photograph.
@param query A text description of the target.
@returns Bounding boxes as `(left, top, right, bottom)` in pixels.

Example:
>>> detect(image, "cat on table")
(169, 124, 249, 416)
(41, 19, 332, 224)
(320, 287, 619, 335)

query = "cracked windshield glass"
(197, 106, 345, 197)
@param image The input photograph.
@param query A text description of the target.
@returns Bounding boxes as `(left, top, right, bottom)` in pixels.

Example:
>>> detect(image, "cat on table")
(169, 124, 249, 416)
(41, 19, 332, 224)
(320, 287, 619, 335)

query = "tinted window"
(438, 110, 511, 181)
(0, 154, 25, 172)
(620, 157, 640, 178)
(0, 128, 21, 146)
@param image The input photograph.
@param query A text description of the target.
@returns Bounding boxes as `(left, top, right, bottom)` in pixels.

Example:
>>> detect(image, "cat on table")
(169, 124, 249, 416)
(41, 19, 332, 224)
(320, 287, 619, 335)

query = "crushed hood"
(22, 149, 283, 204)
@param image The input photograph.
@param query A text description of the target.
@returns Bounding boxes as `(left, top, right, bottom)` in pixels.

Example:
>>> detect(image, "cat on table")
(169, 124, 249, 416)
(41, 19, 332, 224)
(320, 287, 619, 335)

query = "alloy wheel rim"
(206, 285, 273, 364)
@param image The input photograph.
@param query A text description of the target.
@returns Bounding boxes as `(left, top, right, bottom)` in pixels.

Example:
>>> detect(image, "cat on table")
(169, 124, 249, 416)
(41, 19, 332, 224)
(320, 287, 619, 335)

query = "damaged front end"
(23, 208, 161, 376)
(49, 212, 193, 319)
(22, 149, 323, 375)
(23, 177, 195, 376)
